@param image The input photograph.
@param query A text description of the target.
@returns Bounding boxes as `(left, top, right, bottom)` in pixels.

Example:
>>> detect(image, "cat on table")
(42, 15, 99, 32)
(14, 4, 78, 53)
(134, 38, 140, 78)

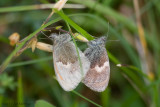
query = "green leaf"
(35, 100, 55, 107)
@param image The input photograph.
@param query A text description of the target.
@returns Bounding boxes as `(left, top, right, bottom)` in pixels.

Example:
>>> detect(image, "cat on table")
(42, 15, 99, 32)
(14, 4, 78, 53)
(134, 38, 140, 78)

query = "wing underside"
(53, 42, 90, 91)
(83, 48, 110, 92)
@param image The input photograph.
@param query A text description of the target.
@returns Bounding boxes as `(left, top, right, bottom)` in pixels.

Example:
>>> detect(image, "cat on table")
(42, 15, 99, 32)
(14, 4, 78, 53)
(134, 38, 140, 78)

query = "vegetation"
(0, 0, 160, 107)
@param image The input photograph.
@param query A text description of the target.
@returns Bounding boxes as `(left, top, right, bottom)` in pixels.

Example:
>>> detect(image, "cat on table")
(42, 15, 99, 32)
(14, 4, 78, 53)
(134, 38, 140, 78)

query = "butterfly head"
(88, 36, 106, 47)
(50, 33, 71, 45)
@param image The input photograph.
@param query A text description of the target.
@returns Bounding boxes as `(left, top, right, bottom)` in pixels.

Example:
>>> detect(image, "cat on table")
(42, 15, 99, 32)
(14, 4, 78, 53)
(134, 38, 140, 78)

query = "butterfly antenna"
(39, 37, 48, 40)
(107, 40, 120, 42)
(41, 30, 50, 39)
(43, 27, 54, 31)
(106, 22, 110, 40)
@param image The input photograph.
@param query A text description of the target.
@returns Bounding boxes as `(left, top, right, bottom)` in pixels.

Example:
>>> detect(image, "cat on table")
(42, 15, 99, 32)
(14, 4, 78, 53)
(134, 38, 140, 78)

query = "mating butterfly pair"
(50, 33, 110, 92)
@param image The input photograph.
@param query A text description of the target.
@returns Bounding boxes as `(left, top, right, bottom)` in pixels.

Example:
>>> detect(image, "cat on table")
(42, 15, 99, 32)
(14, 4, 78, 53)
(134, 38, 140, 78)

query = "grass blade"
(8, 56, 52, 68)
(72, 91, 102, 107)
(17, 71, 24, 107)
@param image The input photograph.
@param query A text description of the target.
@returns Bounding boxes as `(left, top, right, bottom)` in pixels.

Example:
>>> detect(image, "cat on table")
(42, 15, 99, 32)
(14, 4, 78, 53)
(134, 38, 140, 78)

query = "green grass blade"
(107, 51, 120, 64)
(0, 5, 41, 13)
(72, 91, 102, 107)
(17, 71, 25, 107)
(153, 85, 159, 107)
(8, 56, 52, 68)
(65, 20, 84, 76)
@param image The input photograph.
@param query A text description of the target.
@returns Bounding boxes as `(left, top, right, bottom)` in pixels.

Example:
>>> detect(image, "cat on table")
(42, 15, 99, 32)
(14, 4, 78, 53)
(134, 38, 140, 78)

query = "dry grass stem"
(133, 0, 153, 80)
(36, 3, 85, 9)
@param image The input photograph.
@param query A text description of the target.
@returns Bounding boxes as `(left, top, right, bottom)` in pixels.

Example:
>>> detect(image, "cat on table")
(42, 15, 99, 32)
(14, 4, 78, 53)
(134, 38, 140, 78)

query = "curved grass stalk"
(0, 17, 61, 73)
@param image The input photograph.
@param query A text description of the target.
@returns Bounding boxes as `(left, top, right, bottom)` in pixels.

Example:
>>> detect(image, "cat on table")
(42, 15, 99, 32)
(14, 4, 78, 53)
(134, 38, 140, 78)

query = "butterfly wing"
(53, 42, 90, 91)
(83, 47, 110, 92)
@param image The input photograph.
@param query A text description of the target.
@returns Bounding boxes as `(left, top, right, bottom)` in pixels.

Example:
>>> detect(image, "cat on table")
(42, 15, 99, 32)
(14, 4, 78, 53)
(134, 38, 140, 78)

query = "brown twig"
(133, 0, 147, 53)
(133, 0, 153, 81)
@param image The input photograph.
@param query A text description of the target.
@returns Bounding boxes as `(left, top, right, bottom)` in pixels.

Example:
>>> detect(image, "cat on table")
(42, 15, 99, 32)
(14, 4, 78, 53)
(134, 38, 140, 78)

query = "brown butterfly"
(50, 33, 90, 91)
(82, 36, 110, 92)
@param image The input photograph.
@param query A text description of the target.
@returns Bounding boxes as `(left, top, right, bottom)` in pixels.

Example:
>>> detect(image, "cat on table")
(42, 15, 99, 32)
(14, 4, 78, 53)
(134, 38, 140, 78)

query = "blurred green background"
(0, 0, 160, 107)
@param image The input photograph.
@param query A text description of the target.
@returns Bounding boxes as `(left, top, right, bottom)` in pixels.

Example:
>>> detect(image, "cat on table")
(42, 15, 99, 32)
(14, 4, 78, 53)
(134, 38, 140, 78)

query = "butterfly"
(82, 36, 110, 92)
(50, 33, 90, 91)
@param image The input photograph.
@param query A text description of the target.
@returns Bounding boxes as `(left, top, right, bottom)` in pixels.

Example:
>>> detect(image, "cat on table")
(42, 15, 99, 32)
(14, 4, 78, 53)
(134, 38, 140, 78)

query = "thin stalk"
(0, 4, 85, 13)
